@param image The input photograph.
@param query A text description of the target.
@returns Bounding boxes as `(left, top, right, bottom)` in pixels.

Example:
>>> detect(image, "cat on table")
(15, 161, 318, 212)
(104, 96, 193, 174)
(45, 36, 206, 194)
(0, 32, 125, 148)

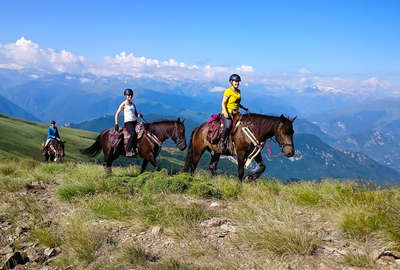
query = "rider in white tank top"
(124, 103, 137, 123)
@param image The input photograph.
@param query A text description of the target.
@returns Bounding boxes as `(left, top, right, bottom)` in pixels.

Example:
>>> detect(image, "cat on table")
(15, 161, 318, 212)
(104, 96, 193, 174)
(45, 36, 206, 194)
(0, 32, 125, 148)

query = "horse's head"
(274, 114, 296, 157)
(172, 118, 187, 151)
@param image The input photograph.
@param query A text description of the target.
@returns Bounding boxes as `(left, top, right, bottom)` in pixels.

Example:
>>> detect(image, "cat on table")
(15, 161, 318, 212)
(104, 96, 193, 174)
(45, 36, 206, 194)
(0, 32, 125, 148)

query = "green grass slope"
(0, 113, 97, 162)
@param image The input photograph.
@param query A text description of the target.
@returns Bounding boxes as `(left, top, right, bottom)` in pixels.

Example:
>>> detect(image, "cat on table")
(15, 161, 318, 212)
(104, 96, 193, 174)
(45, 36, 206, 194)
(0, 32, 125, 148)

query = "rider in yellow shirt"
(220, 74, 249, 152)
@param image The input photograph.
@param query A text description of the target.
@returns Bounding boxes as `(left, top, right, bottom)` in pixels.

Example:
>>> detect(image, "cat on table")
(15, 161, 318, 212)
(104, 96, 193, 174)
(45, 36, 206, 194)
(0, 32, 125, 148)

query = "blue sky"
(0, 0, 399, 92)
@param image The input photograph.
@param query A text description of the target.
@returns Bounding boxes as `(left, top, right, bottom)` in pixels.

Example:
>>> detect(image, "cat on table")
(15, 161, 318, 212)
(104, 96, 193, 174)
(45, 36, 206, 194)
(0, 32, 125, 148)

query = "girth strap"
(242, 126, 265, 168)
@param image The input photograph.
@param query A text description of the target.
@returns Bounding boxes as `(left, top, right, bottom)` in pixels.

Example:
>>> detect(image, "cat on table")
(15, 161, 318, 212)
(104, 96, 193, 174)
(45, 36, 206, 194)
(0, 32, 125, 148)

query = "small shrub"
(41, 163, 65, 174)
(121, 245, 154, 266)
(0, 165, 17, 176)
(64, 219, 107, 265)
(189, 182, 222, 199)
(0, 177, 29, 192)
(58, 182, 96, 201)
(31, 227, 62, 248)
(343, 250, 375, 268)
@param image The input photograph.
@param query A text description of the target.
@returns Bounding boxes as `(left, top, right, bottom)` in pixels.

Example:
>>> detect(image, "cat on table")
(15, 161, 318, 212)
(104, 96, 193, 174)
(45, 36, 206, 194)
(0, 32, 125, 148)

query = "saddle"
(109, 122, 147, 154)
(206, 113, 242, 146)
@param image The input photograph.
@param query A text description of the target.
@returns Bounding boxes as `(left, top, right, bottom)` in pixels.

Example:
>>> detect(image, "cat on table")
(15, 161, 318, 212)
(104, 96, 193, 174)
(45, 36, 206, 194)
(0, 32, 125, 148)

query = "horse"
(41, 139, 65, 162)
(182, 113, 296, 182)
(79, 118, 187, 174)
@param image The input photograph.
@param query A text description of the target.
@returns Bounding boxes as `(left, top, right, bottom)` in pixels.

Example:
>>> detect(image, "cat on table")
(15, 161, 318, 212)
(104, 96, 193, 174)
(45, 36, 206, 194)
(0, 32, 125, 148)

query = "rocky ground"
(1, 180, 400, 270)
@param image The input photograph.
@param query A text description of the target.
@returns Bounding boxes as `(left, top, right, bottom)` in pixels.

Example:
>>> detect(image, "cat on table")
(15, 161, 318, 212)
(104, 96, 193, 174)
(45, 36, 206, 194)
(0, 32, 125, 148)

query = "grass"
(343, 249, 375, 268)
(1, 155, 400, 268)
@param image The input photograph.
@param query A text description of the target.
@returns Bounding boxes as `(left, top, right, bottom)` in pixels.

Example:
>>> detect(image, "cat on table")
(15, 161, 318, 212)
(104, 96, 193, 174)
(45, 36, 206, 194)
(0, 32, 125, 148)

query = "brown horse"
(182, 113, 296, 181)
(79, 118, 186, 174)
(41, 139, 65, 162)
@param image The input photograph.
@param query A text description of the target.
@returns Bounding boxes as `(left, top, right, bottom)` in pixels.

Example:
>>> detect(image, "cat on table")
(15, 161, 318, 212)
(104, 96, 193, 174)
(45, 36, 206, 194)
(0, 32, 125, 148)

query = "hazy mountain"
(262, 133, 400, 183)
(0, 94, 41, 122)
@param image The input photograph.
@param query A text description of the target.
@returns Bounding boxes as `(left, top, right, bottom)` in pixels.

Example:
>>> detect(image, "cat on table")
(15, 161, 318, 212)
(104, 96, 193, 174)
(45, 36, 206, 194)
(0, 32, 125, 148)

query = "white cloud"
(0, 37, 397, 96)
(0, 37, 86, 73)
(236, 65, 254, 73)
(299, 67, 311, 74)
(362, 77, 390, 89)
(209, 86, 225, 92)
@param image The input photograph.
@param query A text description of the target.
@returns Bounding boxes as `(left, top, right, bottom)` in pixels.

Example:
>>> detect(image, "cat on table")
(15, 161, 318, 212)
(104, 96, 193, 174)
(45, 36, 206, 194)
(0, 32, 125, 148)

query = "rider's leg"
(43, 138, 51, 155)
(125, 121, 137, 156)
(220, 114, 232, 152)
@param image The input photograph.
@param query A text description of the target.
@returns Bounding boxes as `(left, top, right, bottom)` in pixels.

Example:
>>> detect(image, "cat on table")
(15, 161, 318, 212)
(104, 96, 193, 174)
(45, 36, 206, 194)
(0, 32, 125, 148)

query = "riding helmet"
(229, 74, 241, 82)
(124, 88, 134, 96)
(51, 120, 56, 124)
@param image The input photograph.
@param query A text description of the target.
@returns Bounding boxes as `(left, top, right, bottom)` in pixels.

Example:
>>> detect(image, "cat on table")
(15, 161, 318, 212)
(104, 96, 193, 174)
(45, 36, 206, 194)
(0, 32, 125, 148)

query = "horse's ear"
(290, 116, 297, 123)
(177, 117, 181, 123)
(280, 114, 285, 122)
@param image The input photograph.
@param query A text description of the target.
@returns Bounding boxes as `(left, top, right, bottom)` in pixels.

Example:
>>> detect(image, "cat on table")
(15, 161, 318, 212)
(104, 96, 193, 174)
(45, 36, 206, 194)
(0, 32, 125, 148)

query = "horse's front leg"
(209, 152, 220, 176)
(146, 154, 161, 171)
(140, 159, 149, 174)
(236, 151, 246, 181)
(244, 153, 265, 182)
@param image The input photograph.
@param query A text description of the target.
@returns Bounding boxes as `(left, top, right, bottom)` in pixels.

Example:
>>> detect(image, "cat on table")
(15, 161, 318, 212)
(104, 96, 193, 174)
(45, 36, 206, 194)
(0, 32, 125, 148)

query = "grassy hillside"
(0, 114, 236, 176)
(1, 158, 400, 269)
(0, 113, 97, 162)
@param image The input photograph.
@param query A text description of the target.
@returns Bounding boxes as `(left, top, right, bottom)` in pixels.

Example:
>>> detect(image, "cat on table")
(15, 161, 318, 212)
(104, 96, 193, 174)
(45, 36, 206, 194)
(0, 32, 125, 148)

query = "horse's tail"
(79, 134, 102, 157)
(182, 127, 198, 172)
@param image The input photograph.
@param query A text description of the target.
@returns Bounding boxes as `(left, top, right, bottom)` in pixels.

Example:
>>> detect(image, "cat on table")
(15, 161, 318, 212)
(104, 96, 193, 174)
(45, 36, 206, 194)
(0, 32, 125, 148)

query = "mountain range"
(1, 68, 399, 175)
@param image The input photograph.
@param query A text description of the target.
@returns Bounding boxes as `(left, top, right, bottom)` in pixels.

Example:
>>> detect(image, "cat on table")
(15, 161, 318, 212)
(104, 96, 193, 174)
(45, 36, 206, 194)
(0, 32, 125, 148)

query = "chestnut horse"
(182, 113, 296, 181)
(80, 118, 186, 174)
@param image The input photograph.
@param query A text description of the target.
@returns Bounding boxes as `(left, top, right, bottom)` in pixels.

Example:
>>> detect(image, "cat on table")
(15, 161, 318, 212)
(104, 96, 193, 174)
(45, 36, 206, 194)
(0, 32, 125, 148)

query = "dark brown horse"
(41, 139, 65, 162)
(182, 113, 296, 181)
(79, 118, 186, 174)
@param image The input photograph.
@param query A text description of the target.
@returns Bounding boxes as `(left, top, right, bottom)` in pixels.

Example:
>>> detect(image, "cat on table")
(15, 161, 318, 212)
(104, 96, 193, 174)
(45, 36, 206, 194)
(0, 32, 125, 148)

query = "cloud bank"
(0, 37, 396, 95)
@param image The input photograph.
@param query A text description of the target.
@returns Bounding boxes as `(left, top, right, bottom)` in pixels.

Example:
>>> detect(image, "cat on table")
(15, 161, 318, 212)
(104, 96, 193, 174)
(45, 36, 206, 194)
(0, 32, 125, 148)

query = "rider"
(43, 120, 61, 154)
(114, 88, 143, 156)
(220, 74, 249, 152)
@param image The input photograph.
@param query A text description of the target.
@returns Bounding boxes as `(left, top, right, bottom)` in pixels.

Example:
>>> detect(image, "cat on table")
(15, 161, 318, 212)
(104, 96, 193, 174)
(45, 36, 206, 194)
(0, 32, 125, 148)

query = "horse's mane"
(144, 120, 179, 134)
(242, 113, 283, 130)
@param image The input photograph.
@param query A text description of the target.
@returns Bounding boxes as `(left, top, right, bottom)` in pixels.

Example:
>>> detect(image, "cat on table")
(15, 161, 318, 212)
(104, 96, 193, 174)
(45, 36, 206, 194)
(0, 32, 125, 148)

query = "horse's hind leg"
(103, 150, 113, 175)
(140, 159, 149, 174)
(244, 153, 265, 182)
(209, 152, 220, 176)
(190, 146, 206, 175)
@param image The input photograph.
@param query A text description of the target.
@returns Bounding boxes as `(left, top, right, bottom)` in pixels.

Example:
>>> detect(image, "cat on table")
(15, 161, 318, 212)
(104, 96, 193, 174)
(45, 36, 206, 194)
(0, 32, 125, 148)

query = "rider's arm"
(55, 127, 60, 138)
(114, 102, 125, 125)
(221, 96, 229, 118)
(239, 104, 249, 111)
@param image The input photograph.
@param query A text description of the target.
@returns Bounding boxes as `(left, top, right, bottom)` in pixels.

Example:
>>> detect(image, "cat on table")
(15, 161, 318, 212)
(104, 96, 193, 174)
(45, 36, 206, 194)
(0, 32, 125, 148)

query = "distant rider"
(43, 120, 61, 154)
(220, 74, 249, 152)
(114, 88, 143, 156)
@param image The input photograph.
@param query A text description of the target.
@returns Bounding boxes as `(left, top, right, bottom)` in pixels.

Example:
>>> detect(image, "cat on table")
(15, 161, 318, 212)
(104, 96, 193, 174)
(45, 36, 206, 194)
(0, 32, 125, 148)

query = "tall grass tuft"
(63, 218, 107, 266)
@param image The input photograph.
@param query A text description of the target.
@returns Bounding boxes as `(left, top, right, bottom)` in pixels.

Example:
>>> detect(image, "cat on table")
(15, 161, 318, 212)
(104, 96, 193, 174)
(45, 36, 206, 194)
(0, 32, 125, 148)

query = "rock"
(201, 217, 228, 227)
(220, 224, 236, 233)
(151, 226, 163, 236)
(319, 262, 339, 270)
(377, 250, 400, 260)
(15, 226, 28, 237)
(1, 251, 29, 269)
(44, 247, 57, 258)
(210, 202, 219, 208)
(0, 246, 13, 255)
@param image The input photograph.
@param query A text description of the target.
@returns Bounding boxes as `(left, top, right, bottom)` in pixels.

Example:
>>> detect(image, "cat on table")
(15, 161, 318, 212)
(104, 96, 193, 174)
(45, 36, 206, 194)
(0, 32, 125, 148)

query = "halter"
(173, 122, 186, 149)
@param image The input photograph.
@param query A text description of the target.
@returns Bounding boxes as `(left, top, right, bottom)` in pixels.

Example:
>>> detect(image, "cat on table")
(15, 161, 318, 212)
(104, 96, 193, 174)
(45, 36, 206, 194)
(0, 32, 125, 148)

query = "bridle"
(273, 128, 293, 151)
(173, 122, 186, 149)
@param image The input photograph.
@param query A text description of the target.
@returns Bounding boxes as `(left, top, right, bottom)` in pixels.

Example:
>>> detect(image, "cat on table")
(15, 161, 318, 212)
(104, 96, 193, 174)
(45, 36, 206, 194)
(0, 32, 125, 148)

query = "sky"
(0, 0, 399, 93)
